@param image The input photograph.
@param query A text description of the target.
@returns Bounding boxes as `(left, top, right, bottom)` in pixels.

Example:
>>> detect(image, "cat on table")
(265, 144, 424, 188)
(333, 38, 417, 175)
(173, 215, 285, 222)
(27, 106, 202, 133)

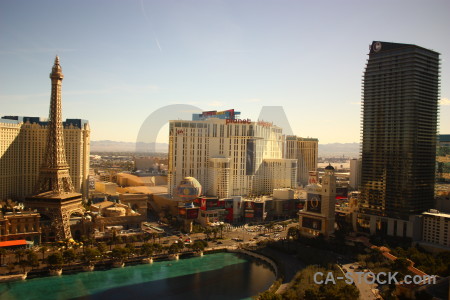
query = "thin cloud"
(140, 0, 162, 53)
(440, 98, 450, 106)
(155, 38, 162, 53)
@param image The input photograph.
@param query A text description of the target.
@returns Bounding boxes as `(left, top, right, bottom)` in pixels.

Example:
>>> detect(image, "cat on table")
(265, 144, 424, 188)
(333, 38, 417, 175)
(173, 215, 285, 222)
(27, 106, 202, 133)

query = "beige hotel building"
(0, 116, 90, 200)
(285, 136, 318, 187)
(168, 111, 297, 198)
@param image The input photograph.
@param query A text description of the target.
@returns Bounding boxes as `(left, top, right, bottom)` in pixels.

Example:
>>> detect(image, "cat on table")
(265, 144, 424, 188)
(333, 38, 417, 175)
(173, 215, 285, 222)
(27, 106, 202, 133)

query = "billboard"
(253, 202, 264, 218)
(224, 199, 233, 209)
(201, 197, 220, 210)
(246, 139, 256, 175)
(307, 193, 322, 213)
(302, 217, 322, 231)
(224, 207, 233, 222)
(282, 201, 293, 212)
(186, 207, 199, 219)
(245, 212, 254, 218)
(308, 171, 318, 185)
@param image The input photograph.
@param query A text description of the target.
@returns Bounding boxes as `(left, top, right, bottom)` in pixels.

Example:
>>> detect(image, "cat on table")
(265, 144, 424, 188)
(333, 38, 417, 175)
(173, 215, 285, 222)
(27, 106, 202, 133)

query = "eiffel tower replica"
(26, 56, 84, 241)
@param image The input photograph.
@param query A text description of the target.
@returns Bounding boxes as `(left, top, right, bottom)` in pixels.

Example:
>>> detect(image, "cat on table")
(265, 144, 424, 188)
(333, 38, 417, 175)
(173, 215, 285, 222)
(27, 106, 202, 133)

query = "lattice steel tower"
(35, 56, 75, 194)
(26, 57, 84, 241)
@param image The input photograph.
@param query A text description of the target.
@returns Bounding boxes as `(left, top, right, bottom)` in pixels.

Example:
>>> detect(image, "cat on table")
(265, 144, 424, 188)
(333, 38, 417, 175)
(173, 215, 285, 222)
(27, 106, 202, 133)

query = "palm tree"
(81, 248, 100, 266)
(125, 243, 136, 259)
(47, 252, 64, 270)
(141, 243, 154, 258)
(0, 248, 7, 265)
(204, 228, 212, 241)
(191, 240, 206, 253)
(26, 250, 39, 270)
(63, 249, 77, 265)
(218, 224, 225, 239)
(212, 227, 219, 240)
(40, 246, 48, 261)
(152, 243, 163, 256)
(17, 259, 30, 273)
(287, 227, 299, 241)
(111, 247, 126, 262)
(14, 249, 26, 264)
(94, 243, 106, 262)
(168, 243, 180, 255)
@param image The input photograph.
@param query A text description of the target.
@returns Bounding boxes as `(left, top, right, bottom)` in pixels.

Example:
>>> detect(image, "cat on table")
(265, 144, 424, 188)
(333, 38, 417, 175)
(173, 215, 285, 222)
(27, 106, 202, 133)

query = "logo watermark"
(313, 272, 437, 285)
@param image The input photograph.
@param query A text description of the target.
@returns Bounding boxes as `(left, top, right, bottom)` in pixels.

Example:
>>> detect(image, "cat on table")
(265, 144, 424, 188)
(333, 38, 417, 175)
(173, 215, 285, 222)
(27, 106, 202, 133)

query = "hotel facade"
(356, 41, 440, 239)
(285, 136, 318, 186)
(168, 110, 297, 198)
(0, 116, 90, 201)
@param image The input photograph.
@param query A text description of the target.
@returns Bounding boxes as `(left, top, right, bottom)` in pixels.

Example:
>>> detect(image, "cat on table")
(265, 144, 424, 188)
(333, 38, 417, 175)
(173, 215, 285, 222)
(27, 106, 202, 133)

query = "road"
(340, 262, 380, 300)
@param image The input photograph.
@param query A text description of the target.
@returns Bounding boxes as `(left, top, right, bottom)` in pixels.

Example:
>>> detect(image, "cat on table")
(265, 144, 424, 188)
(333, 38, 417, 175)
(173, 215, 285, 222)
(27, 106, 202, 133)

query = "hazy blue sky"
(1, 0, 449, 144)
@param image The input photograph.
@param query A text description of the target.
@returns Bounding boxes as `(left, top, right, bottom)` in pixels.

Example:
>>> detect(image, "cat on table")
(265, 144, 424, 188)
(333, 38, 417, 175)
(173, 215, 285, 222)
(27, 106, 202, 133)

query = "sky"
(1, 0, 449, 144)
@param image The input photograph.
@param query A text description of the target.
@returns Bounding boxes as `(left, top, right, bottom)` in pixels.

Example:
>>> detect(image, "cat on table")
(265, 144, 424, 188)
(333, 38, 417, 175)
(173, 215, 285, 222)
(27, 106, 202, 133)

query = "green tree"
(63, 249, 77, 265)
(168, 243, 180, 254)
(204, 228, 212, 241)
(287, 227, 299, 240)
(17, 259, 30, 273)
(14, 249, 26, 263)
(218, 224, 225, 239)
(0, 248, 7, 265)
(40, 246, 48, 261)
(96, 242, 107, 260)
(111, 247, 127, 262)
(141, 243, 154, 257)
(47, 252, 64, 269)
(26, 250, 39, 269)
(191, 240, 206, 252)
(152, 243, 163, 255)
(393, 257, 410, 274)
(81, 248, 100, 265)
(125, 243, 136, 259)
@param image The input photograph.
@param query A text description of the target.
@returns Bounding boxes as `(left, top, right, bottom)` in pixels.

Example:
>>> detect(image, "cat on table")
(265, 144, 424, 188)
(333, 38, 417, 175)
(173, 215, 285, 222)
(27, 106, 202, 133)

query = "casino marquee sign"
(307, 193, 322, 214)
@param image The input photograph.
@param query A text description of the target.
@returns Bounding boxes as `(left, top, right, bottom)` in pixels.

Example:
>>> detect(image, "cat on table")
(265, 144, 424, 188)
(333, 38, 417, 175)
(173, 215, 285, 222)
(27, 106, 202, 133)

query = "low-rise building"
(0, 211, 40, 244)
(421, 209, 450, 250)
(90, 200, 145, 232)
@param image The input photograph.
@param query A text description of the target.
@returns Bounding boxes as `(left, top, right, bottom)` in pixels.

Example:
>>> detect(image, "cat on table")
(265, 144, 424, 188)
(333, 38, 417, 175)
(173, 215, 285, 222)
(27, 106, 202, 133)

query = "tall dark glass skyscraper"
(360, 41, 440, 220)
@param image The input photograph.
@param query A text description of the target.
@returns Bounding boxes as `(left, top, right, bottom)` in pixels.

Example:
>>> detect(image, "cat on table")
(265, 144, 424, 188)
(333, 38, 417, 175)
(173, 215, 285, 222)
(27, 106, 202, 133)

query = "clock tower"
(298, 165, 336, 237)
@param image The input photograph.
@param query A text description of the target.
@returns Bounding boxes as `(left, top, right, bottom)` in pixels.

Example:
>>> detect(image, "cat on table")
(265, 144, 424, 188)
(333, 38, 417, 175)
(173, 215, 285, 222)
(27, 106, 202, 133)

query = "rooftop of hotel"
(422, 209, 450, 218)
(1, 116, 88, 128)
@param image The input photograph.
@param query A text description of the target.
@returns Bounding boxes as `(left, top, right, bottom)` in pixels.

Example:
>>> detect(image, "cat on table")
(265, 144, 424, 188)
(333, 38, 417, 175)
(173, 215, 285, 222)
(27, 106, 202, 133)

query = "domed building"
(175, 177, 202, 202)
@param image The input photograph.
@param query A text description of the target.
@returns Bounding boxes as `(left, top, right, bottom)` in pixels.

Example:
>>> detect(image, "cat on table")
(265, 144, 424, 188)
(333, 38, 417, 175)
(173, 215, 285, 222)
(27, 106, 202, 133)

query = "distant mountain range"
(318, 142, 360, 158)
(91, 140, 169, 153)
(91, 140, 360, 157)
